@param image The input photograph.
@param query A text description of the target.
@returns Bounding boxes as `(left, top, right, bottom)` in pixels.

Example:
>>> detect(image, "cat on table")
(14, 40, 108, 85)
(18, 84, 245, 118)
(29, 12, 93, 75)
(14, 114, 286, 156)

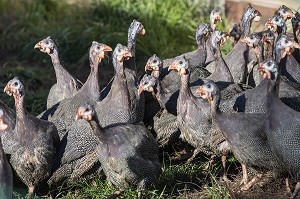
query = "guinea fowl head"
(34, 36, 56, 54)
(4, 77, 25, 98)
(242, 6, 261, 24)
(138, 74, 158, 95)
(0, 109, 8, 131)
(241, 33, 262, 48)
(265, 14, 286, 33)
(195, 23, 213, 44)
(275, 35, 300, 59)
(168, 56, 189, 76)
(144, 54, 162, 73)
(262, 29, 275, 44)
(292, 12, 300, 30)
(76, 104, 95, 122)
(196, 81, 220, 104)
(113, 44, 132, 63)
(258, 58, 279, 80)
(89, 41, 112, 65)
(229, 23, 242, 41)
(277, 5, 295, 21)
(211, 30, 228, 46)
(210, 8, 222, 30)
(129, 19, 146, 37)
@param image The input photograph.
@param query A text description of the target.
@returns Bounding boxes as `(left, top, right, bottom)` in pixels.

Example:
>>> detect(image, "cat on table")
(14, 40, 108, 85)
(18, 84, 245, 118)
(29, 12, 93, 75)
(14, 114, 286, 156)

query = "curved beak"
(292, 41, 300, 49)
(144, 62, 151, 71)
(103, 45, 113, 52)
(168, 63, 178, 72)
(0, 117, 8, 131)
(138, 86, 144, 95)
(34, 41, 42, 49)
(4, 84, 13, 96)
(139, 28, 146, 36)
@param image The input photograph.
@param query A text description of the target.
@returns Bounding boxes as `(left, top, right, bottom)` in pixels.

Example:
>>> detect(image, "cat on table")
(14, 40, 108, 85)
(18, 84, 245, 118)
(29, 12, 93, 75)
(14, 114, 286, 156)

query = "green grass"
(0, 0, 230, 115)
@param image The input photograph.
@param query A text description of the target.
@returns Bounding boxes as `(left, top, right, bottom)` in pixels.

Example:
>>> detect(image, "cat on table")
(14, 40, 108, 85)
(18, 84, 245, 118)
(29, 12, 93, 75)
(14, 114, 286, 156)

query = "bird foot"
(240, 174, 262, 191)
(239, 178, 248, 186)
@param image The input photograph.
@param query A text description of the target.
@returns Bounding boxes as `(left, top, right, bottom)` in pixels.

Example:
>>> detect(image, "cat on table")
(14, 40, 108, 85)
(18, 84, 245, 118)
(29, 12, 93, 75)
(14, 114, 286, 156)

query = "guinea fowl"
(0, 109, 13, 199)
(276, 5, 295, 21)
(48, 44, 133, 193)
(265, 59, 300, 199)
(138, 74, 180, 148)
(160, 22, 213, 74)
(95, 43, 134, 127)
(101, 20, 146, 124)
(168, 56, 230, 165)
(206, 6, 261, 84)
(204, 8, 223, 68)
(197, 77, 287, 191)
(39, 41, 112, 139)
(275, 34, 300, 84)
(265, 14, 286, 36)
(76, 105, 161, 199)
(145, 23, 212, 115)
(34, 36, 82, 109)
(206, 30, 233, 84)
(144, 54, 178, 115)
(4, 77, 59, 199)
(241, 32, 264, 87)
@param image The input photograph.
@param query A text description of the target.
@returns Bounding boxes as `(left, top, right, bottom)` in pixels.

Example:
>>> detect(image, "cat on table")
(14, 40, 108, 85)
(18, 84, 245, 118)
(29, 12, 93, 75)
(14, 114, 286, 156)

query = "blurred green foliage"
(0, 0, 229, 115)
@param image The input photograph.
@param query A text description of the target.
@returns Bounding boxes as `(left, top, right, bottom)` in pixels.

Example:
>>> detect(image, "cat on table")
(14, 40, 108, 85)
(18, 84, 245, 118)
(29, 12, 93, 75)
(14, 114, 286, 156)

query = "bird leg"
(27, 185, 35, 199)
(291, 182, 300, 199)
(203, 154, 216, 171)
(220, 155, 228, 181)
(285, 178, 292, 196)
(240, 164, 248, 185)
(241, 173, 263, 191)
(187, 147, 202, 163)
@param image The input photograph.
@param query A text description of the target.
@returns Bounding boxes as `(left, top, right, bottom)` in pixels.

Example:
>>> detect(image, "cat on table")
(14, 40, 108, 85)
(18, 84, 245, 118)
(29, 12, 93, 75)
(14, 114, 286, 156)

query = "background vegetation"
(0, 0, 238, 198)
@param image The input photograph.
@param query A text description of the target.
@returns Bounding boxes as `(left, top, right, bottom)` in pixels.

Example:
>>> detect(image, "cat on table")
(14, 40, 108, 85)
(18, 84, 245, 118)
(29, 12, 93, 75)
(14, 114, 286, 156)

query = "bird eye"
(14, 82, 18, 86)
(96, 46, 100, 50)
(118, 48, 121, 53)
(153, 60, 157, 64)
(275, 18, 279, 22)
(179, 61, 183, 65)
(284, 39, 288, 44)
(267, 62, 271, 66)
(283, 10, 286, 14)
(45, 41, 49, 45)
(207, 84, 211, 89)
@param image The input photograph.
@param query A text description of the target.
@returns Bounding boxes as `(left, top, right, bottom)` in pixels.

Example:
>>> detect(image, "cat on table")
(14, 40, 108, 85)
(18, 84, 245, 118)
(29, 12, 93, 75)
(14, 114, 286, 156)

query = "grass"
(0, 0, 229, 115)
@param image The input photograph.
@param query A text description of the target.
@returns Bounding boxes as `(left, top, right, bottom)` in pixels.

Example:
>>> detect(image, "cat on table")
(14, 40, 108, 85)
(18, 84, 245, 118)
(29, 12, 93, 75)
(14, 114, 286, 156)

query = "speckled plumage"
(4, 77, 59, 198)
(101, 20, 146, 124)
(0, 110, 13, 199)
(199, 81, 287, 190)
(47, 42, 112, 190)
(34, 36, 82, 109)
(77, 105, 161, 197)
(39, 42, 111, 139)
